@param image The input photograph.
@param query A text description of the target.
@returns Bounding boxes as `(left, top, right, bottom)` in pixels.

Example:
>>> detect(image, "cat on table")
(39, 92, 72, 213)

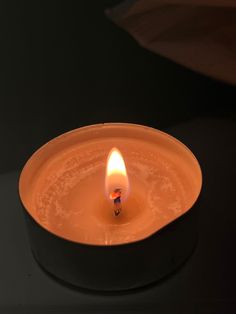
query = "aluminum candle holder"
(19, 123, 202, 291)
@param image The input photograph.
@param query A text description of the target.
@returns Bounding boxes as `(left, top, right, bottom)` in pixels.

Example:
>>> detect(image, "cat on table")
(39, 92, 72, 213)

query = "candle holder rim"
(19, 121, 203, 187)
(18, 122, 203, 247)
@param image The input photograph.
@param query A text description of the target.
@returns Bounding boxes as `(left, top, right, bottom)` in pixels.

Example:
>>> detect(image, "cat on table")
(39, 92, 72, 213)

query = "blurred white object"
(107, 0, 236, 85)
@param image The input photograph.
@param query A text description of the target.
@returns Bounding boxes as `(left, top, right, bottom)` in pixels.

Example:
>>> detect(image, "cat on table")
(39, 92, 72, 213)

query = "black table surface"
(0, 118, 235, 314)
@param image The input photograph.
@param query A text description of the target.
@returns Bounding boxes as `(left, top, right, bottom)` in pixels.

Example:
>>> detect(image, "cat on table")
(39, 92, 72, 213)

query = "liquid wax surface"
(26, 137, 198, 245)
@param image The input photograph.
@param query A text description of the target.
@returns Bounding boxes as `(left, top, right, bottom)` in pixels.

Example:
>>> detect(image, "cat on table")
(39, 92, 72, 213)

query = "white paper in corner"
(106, 0, 236, 85)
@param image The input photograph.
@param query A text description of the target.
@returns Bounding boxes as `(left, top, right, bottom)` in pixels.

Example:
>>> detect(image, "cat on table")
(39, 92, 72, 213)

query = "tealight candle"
(19, 123, 202, 291)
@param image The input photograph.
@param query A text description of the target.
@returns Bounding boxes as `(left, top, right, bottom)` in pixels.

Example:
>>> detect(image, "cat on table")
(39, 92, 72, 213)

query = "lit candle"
(19, 123, 202, 290)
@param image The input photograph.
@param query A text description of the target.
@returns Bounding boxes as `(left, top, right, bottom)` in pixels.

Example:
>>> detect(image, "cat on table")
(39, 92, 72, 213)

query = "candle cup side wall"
(20, 199, 199, 291)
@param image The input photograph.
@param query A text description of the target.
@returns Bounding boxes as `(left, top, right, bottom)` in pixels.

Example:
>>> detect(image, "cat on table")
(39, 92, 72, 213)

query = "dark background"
(0, 1, 236, 313)
(0, 0, 235, 174)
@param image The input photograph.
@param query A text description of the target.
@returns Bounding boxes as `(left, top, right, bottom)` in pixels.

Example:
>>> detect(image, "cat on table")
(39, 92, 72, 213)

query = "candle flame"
(105, 147, 129, 201)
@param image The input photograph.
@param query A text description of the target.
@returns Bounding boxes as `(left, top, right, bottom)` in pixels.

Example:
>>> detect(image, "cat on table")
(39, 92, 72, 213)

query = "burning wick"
(110, 188, 122, 216)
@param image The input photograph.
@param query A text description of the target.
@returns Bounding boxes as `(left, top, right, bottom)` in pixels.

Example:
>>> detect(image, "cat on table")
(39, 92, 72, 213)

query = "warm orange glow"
(105, 147, 129, 201)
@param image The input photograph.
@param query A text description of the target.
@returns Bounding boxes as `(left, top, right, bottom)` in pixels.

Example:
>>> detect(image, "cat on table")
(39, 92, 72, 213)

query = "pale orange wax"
(19, 123, 202, 245)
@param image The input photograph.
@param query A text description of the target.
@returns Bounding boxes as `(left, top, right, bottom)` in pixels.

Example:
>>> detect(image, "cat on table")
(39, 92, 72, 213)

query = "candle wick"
(111, 188, 122, 216)
(114, 198, 121, 216)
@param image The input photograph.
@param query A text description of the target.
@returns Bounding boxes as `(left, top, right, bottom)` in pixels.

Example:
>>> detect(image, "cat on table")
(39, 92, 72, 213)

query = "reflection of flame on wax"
(105, 147, 129, 202)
